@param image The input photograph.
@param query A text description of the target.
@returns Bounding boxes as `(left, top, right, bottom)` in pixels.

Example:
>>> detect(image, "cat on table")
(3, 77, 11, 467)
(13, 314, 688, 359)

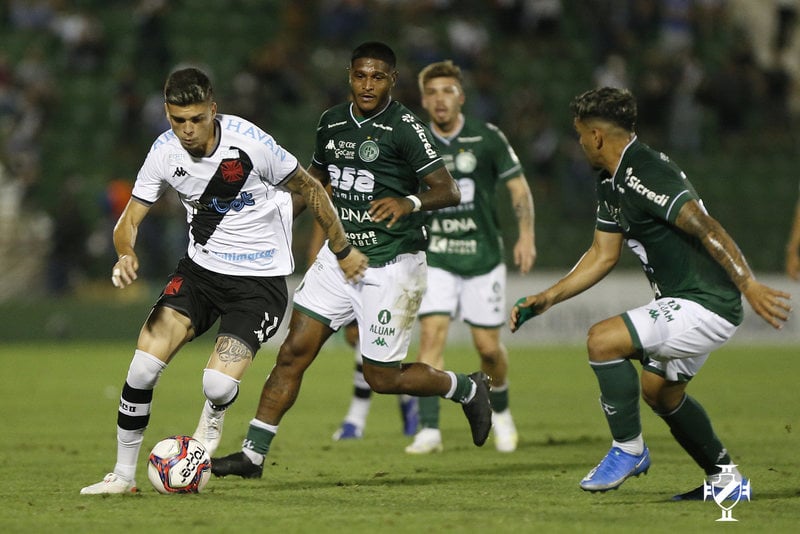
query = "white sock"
(344, 397, 371, 429)
(613, 434, 645, 456)
(243, 448, 264, 465)
(708, 465, 743, 485)
(114, 427, 143, 481)
(444, 371, 457, 399)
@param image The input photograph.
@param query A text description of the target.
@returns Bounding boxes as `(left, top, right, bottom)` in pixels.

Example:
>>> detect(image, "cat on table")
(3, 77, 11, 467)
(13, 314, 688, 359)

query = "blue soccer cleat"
(332, 422, 362, 441)
(580, 446, 651, 492)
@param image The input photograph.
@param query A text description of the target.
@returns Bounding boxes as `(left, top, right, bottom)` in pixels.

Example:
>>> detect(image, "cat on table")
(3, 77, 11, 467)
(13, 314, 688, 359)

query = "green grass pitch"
(0, 339, 797, 533)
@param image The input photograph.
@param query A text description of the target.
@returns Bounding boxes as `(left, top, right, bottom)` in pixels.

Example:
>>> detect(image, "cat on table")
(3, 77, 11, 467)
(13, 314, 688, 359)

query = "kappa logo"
(172, 167, 188, 177)
(325, 139, 335, 150)
(372, 337, 388, 347)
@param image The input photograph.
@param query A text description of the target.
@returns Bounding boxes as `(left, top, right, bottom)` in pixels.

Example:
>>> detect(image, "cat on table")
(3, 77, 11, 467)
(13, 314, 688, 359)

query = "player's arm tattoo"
(287, 168, 349, 253)
(215, 336, 252, 363)
(675, 200, 754, 289)
(509, 176, 534, 232)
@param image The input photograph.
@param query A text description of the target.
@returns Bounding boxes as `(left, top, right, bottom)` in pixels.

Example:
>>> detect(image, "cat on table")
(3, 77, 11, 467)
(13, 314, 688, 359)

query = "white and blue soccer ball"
(147, 435, 211, 494)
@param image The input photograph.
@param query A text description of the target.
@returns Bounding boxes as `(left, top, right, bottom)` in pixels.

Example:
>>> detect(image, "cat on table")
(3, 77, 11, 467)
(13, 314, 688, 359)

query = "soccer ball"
(147, 435, 211, 494)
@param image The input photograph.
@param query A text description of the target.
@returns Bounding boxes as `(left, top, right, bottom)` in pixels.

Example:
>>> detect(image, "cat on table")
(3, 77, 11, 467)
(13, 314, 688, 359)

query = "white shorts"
(293, 245, 427, 365)
(417, 264, 506, 328)
(623, 297, 738, 382)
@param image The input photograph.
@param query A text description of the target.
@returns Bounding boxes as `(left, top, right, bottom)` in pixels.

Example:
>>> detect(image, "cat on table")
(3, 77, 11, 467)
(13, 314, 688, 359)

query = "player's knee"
(586, 324, 612, 362)
(362, 365, 395, 394)
(126, 349, 166, 389)
(202, 368, 240, 408)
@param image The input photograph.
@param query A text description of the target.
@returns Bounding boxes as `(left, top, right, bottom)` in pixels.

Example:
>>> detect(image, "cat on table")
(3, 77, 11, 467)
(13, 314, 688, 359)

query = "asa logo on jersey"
(221, 160, 245, 183)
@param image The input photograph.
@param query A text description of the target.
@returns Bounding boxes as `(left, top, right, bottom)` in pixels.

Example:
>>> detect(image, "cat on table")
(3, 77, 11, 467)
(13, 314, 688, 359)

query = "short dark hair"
(164, 68, 213, 106)
(570, 87, 637, 131)
(351, 41, 396, 69)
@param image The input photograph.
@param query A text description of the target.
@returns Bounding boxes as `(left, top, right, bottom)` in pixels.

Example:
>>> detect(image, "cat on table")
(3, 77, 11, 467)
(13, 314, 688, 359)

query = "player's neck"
(433, 113, 464, 139)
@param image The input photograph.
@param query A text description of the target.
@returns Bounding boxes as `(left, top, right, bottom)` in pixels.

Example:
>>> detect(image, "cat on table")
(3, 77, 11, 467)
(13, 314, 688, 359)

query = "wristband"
(405, 194, 422, 212)
(513, 297, 538, 328)
(333, 244, 352, 260)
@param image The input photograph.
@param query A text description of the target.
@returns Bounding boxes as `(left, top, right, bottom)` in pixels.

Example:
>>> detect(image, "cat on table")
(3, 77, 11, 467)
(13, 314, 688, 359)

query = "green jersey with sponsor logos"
(426, 117, 523, 276)
(596, 138, 743, 325)
(311, 100, 445, 266)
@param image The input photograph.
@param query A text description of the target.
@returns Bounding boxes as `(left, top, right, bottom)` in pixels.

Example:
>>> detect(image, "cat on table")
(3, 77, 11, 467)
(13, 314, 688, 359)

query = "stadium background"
(0, 0, 798, 341)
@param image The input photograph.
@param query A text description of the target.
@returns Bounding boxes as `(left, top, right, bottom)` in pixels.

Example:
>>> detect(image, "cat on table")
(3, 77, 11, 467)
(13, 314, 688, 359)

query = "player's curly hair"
(570, 87, 636, 131)
(417, 60, 463, 92)
(164, 68, 214, 106)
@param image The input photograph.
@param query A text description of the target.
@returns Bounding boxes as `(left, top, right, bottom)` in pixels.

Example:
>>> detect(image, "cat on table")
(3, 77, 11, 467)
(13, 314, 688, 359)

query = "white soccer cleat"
(404, 428, 444, 454)
(492, 409, 519, 453)
(80, 473, 137, 495)
(192, 401, 226, 456)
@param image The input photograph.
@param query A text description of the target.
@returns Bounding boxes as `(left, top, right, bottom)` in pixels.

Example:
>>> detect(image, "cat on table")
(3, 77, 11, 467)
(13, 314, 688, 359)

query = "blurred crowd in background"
(0, 0, 798, 300)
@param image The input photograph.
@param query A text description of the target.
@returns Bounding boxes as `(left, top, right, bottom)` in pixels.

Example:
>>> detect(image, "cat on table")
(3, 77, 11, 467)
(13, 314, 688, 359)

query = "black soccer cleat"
(461, 371, 492, 446)
(211, 452, 263, 479)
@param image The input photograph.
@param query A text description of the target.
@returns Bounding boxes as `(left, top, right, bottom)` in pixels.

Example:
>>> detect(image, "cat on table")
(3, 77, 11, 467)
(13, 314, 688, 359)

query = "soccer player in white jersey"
(211, 42, 494, 479)
(80, 67, 367, 494)
(511, 87, 791, 498)
(332, 60, 536, 453)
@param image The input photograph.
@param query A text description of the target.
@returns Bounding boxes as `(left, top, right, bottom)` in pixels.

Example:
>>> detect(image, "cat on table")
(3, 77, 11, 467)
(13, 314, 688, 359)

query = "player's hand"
(368, 197, 413, 229)
(337, 246, 368, 283)
(742, 280, 792, 329)
(510, 294, 548, 333)
(514, 238, 537, 275)
(111, 254, 139, 288)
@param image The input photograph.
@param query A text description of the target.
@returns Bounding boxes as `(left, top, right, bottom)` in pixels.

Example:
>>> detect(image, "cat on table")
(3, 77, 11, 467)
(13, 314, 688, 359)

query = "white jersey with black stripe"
(132, 114, 299, 276)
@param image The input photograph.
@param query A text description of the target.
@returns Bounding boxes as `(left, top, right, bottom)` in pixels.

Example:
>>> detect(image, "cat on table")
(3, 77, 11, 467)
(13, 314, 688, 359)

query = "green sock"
(490, 386, 509, 413)
(659, 394, 731, 475)
(418, 396, 440, 429)
(242, 423, 276, 455)
(449, 373, 473, 403)
(591, 359, 641, 441)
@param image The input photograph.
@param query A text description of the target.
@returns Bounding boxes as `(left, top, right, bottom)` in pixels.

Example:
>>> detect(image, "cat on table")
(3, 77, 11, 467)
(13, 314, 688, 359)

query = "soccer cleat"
(404, 428, 444, 454)
(192, 401, 226, 456)
(80, 473, 137, 495)
(492, 409, 519, 453)
(332, 422, 363, 441)
(461, 372, 492, 446)
(580, 446, 651, 492)
(672, 477, 751, 501)
(398, 395, 419, 436)
(211, 451, 263, 479)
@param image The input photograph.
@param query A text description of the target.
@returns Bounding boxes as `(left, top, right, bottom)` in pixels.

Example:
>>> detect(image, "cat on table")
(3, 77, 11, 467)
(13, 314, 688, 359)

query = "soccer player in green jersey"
(333, 61, 537, 452)
(211, 42, 494, 478)
(511, 87, 791, 498)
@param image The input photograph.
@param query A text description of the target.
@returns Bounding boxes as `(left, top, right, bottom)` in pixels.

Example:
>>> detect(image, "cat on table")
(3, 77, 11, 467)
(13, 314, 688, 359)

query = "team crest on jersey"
(221, 160, 245, 183)
(455, 151, 477, 173)
(359, 140, 379, 162)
